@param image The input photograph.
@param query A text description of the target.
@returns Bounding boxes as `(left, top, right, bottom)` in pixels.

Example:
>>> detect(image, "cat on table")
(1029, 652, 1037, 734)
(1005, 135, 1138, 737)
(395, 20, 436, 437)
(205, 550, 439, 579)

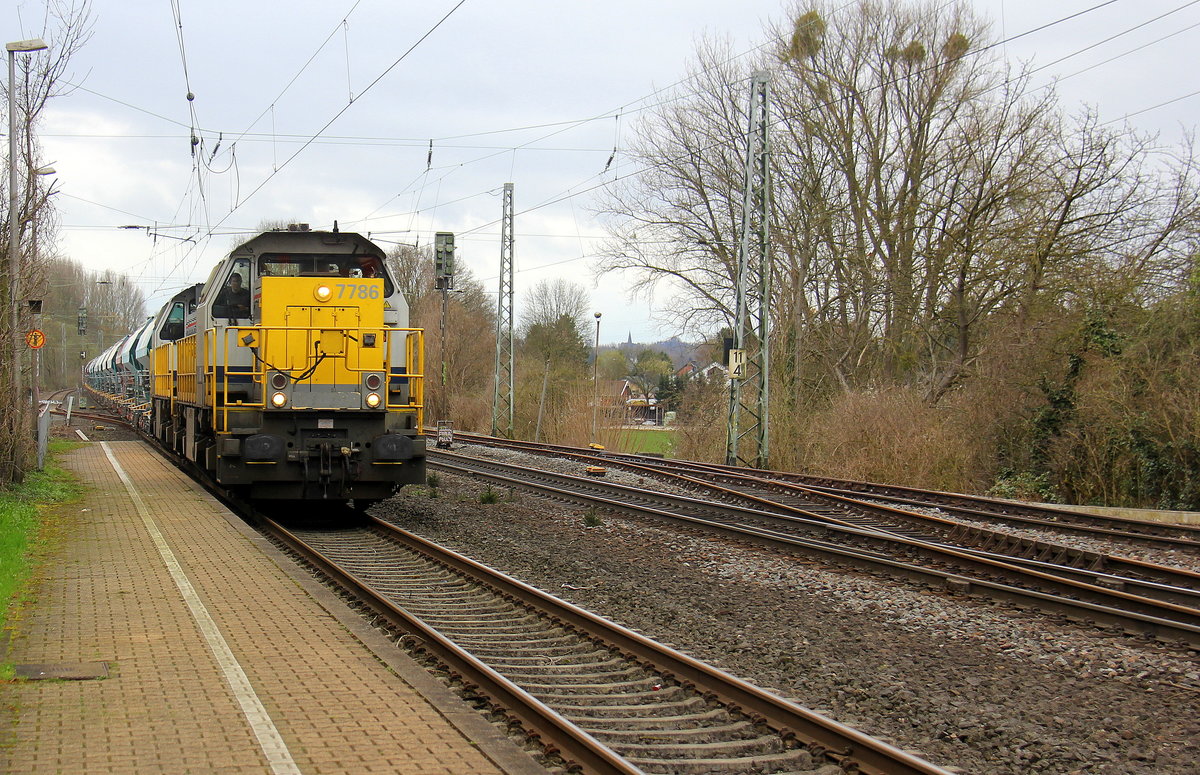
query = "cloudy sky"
(7, 0, 1200, 343)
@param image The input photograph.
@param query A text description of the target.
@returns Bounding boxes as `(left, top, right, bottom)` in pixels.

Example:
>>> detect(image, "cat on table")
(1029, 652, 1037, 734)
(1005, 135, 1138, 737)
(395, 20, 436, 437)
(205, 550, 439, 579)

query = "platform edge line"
(100, 442, 303, 775)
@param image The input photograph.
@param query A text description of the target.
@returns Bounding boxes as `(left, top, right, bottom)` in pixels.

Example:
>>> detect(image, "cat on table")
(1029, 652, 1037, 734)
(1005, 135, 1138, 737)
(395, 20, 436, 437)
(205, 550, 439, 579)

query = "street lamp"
(28, 166, 55, 417)
(7, 37, 48, 471)
(591, 311, 602, 439)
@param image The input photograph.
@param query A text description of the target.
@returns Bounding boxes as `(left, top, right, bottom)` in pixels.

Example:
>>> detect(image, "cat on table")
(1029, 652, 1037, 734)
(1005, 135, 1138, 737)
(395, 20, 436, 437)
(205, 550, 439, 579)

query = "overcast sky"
(8, 0, 1200, 344)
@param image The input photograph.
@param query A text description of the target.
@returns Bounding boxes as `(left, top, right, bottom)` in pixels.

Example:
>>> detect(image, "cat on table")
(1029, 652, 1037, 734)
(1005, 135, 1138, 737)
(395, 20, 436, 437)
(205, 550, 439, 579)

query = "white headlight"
(365, 392, 381, 408)
(271, 391, 288, 408)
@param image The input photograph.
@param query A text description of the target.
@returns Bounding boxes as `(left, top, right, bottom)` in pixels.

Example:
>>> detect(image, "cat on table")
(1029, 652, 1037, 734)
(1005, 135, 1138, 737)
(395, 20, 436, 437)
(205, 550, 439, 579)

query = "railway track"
(258, 511, 954, 775)
(628, 456, 1200, 551)
(429, 450, 1200, 646)
(445, 431, 1200, 552)
(56, 402, 951, 773)
(433, 438, 1200, 597)
(45, 389, 132, 430)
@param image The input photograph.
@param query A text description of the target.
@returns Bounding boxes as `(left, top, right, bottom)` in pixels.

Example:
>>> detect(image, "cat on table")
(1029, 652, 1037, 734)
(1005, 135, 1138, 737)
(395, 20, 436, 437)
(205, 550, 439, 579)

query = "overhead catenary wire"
(485, 0, 1173, 238)
(131, 0, 371, 295)
(54, 0, 1199, 308)
(144, 0, 472, 300)
(40, 0, 865, 254)
(354, 0, 1148, 258)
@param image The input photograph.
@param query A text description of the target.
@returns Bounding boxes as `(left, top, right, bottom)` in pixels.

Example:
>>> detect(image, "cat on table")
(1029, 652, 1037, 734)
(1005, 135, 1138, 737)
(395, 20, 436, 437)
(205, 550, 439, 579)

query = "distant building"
(595, 378, 663, 426)
(673, 359, 727, 382)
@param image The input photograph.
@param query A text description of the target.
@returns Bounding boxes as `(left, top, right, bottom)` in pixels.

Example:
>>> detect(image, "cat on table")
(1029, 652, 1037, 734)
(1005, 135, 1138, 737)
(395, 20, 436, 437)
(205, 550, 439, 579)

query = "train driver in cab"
(215, 272, 251, 319)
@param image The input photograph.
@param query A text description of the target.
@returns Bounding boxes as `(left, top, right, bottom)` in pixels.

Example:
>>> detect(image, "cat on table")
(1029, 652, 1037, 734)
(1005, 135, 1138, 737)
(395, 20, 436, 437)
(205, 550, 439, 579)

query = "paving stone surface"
(2, 441, 535, 775)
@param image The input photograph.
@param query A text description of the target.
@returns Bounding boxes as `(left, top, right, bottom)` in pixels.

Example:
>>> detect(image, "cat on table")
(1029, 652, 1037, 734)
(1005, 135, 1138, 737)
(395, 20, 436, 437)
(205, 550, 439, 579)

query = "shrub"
(987, 471, 1059, 503)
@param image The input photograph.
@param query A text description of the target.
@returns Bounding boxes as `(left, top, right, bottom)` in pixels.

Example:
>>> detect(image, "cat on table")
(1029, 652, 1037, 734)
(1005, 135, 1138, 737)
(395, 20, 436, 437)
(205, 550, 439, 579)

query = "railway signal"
(434, 232, 455, 290)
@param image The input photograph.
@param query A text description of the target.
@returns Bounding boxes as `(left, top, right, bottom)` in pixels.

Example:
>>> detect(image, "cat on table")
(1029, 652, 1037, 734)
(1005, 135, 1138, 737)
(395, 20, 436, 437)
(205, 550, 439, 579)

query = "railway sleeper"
(590, 719, 756, 741)
(449, 632, 583, 649)
(501, 665, 649, 686)
(429, 594, 512, 609)
(403, 610, 539, 626)
(620, 733, 790, 759)
(490, 656, 629, 673)
(480, 647, 615, 664)
(431, 620, 564, 635)
(373, 576, 487, 588)
(627, 746, 817, 775)
(393, 583, 505, 596)
(954, 524, 1108, 570)
(398, 605, 520, 620)
(464, 642, 606, 660)
(532, 685, 690, 705)
(555, 695, 707, 718)
(521, 675, 668, 694)
(395, 594, 525, 609)
(566, 708, 731, 730)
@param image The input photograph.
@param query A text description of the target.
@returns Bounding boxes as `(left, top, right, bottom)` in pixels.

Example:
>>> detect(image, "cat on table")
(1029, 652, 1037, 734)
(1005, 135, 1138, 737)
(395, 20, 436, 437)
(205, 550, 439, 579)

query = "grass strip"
(1, 442, 82, 676)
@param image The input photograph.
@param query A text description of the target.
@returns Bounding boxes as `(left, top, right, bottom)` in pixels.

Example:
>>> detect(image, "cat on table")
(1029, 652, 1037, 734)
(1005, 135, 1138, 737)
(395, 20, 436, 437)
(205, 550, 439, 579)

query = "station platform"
(2, 441, 547, 775)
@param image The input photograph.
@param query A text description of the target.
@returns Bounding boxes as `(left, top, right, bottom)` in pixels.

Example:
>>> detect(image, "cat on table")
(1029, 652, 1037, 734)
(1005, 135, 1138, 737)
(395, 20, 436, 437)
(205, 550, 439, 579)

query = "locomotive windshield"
(258, 253, 393, 296)
(160, 302, 185, 340)
(213, 257, 253, 321)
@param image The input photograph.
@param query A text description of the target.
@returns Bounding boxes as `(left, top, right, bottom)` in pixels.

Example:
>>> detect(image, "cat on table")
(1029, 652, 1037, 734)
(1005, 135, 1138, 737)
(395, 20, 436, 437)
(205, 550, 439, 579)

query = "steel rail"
(432, 450, 1200, 604)
(924, 542, 1200, 608)
(259, 514, 644, 775)
(442, 432, 1200, 586)
(609, 451, 1200, 548)
(365, 519, 956, 775)
(268, 512, 957, 775)
(621, 458, 1200, 591)
(430, 451, 1200, 646)
(445, 430, 1200, 548)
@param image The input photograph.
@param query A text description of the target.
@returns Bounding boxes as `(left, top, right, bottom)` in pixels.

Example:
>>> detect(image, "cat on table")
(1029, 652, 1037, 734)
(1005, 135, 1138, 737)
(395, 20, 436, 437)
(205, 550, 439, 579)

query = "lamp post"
(27, 166, 54, 417)
(591, 311, 601, 439)
(7, 38, 47, 465)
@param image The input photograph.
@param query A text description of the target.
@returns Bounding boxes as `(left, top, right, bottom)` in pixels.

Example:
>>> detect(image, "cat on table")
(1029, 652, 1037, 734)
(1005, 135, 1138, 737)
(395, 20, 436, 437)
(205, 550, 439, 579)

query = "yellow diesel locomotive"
(85, 226, 426, 508)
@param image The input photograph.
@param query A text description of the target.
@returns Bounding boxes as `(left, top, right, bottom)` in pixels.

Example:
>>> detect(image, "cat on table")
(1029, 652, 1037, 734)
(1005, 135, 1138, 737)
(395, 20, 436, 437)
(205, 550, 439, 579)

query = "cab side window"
(160, 302, 185, 341)
(213, 258, 253, 320)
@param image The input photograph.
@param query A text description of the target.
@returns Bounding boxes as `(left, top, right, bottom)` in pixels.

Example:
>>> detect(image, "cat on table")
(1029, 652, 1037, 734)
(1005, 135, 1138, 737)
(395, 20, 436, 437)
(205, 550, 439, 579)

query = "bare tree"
(517, 279, 590, 340)
(595, 38, 748, 338)
(596, 0, 1200, 405)
(29, 256, 146, 392)
(384, 241, 429, 311)
(1, 0, 92, 484)
(412, 266, 496, 428)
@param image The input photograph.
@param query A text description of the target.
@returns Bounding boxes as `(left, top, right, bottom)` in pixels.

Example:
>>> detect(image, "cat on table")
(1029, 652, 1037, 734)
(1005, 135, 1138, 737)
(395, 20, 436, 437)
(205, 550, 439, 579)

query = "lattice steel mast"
(726, 71, 772, 468)
(492, 182, 515, 438)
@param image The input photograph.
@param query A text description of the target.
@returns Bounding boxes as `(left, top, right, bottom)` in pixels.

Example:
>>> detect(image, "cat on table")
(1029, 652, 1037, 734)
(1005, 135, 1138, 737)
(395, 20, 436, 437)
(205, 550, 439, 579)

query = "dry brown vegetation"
(595, 0, 1200, 508)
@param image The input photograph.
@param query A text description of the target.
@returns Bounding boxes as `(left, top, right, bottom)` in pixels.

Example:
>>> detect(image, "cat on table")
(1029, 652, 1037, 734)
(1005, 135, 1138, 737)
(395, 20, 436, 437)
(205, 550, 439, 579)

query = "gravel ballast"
(375, 460, 1200, 775)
